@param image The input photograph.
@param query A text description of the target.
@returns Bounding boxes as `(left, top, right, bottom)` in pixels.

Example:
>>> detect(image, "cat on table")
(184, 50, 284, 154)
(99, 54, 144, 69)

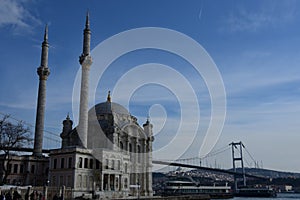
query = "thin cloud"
(0, 0, 41, 34)
(222, 1, 298, 33)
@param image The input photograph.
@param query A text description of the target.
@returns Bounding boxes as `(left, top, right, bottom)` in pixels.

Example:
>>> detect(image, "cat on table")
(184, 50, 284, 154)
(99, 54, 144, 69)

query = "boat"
(162, 177, 233, 199)
(235, 187, 277, 197)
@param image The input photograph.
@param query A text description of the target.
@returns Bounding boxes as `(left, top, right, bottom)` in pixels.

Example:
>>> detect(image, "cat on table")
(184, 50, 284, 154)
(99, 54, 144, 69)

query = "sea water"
(226, 193, 300, 200)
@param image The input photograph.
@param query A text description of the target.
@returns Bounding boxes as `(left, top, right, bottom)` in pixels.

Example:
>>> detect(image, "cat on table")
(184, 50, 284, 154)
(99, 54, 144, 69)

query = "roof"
(91, 101, 130, 116)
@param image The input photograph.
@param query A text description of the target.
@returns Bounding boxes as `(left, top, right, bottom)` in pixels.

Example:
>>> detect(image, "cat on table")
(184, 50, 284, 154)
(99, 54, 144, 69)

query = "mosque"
(48, 13, 154, 198)
(0, 13, 154, 199)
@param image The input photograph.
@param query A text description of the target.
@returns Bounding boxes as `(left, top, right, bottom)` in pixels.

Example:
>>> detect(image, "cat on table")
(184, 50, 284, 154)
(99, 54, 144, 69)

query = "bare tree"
(0, 115, 32, 185)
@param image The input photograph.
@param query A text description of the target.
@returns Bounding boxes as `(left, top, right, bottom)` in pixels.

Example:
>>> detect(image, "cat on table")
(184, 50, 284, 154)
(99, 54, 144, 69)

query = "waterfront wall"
(0, 186, 210, 200)
(111, 194, 210, 200)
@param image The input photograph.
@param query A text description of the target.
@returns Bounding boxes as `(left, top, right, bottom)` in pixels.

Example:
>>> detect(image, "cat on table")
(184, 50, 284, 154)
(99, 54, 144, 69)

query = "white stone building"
(0, 154, 48, 186)
(48, 14, 154, 199)
(49, 94, 154, 198)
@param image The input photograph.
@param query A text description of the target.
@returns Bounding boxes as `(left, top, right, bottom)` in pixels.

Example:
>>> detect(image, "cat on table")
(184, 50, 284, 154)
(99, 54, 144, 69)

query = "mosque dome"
(92, 101, 129, 115)
(88, 91, 130, 116)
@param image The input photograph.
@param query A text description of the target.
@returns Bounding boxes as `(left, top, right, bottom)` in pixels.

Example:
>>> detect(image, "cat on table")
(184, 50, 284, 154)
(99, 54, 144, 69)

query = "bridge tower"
(230, 141, 246, 192)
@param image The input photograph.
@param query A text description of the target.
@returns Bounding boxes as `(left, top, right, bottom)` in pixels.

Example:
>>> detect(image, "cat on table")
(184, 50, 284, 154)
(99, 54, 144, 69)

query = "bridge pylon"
(230, 141, 246, 192)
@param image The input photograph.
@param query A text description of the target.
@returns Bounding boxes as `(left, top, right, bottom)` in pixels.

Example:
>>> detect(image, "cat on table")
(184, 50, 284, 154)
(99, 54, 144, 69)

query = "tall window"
(68, 157, 72, 168)
(20, 164, 24, 173)
(124, 178, 128, 189)
(13, 164, 18, 173)
(129, 143, 132, 152)
(78, 157, 83, 168)
(105, 159, 109, 169)
(67, 176, 71, 187)
(45, 168, 49, 175)
(61, 158, 65, 168)
(120, 141, 123, 150)
(31, 165, 35, 174)
(138, 145, 141, 163)
(59, 176, 63, 186)
(53, 158, 57, 169)
(84, 158, 88, 168)
(96, 160, 100, 169)
(112, 160, 115, 170)
(8, 164, 12, 173)
(129, 143, 132, 161)
(89, 159, 93, 169)
(118, 160, 121, 170)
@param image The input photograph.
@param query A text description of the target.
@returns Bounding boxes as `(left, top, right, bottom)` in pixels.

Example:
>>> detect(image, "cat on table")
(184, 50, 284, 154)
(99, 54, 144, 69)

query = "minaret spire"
(80, 11, 91, 62)
(85, 11, 90, 30)
(40, 24, 49, 68)
(78, 12, 92, 148)
(33, 25, 50, 157)
(44, 24, 48, 42)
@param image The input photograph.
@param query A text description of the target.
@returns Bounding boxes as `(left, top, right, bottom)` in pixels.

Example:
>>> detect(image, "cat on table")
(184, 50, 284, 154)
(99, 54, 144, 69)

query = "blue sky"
(1, 0, 300, 172)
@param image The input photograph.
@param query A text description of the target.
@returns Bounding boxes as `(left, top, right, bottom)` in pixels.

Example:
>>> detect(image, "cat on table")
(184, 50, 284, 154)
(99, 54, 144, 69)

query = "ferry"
(162, 177, 233, 199)
(235, 187, 277, 197)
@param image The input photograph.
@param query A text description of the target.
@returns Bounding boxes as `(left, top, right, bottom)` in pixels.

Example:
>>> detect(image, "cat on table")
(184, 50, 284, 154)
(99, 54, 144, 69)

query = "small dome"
(91, 101, 129, 116)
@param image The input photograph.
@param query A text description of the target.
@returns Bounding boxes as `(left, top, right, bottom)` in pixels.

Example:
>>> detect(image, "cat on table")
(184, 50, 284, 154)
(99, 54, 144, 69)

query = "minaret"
(78, 12, 92, 148)
(143, 118, 154, 196)
(33, 25, 50, 156)
(60, 114, 73, 148)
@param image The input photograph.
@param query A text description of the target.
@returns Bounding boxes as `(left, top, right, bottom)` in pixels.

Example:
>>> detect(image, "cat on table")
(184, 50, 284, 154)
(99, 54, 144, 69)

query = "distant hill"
(236, 168, 300, 179)
(153, 167, 300, 181)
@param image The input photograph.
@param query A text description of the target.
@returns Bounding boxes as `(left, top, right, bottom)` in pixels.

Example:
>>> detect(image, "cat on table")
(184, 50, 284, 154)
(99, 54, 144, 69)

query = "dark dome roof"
(91, 101, 129, 115)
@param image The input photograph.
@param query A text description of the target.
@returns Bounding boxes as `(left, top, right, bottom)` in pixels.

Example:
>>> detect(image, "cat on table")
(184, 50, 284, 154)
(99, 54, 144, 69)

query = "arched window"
(120, 141, 123, 150)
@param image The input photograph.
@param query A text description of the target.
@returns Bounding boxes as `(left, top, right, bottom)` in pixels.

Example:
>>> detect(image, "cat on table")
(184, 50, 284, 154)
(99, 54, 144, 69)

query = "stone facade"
(49, 95, 154, 198)
(0, 154, 49, 186)
(48, 14, 154, 199)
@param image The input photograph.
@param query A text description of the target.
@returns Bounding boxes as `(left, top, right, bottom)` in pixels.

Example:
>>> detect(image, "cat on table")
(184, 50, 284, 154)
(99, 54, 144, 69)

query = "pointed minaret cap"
(143, 115, 150, 126)
(85, 10, 90, 30)
(44, 24, 48, 42)
(66, 112, 70, 120)
(107, 91, 111, 102)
